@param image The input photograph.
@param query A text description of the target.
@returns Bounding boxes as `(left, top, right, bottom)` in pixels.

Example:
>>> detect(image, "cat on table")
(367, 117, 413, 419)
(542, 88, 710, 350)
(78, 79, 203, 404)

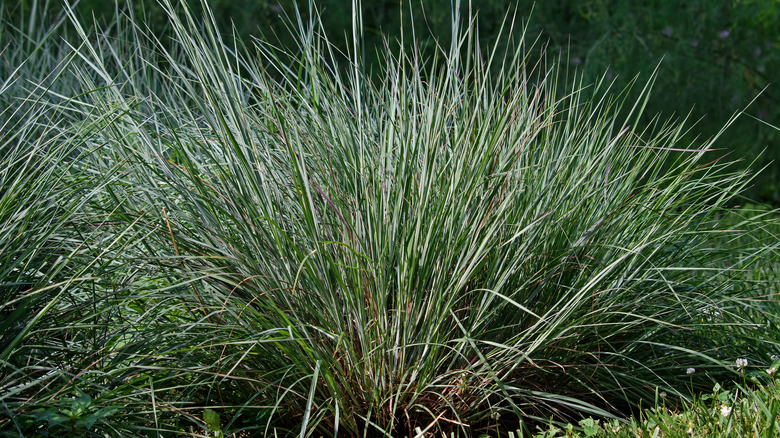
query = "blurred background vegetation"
(6, 0, 779, 204)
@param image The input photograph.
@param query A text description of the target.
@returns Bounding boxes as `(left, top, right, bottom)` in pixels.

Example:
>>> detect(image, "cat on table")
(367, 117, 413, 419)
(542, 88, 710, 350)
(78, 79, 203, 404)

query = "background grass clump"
(1, 1, 779, 436)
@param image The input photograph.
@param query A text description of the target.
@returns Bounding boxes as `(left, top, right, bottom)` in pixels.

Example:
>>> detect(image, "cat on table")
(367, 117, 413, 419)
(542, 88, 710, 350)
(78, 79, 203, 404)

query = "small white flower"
(687, 368, 695, 375)
(687, 426, 694, 434)
(768, 367, 777, 378)
(736, 358, 748, 370)
(611, 424, 620, 433)
(720, 405, 732, 417)
(660, 392, 667, 399)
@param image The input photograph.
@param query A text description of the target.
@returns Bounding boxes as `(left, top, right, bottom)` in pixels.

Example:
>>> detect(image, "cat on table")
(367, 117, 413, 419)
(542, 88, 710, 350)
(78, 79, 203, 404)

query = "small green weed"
(18, 393, 117, 437)
(532, 372, 780, 438)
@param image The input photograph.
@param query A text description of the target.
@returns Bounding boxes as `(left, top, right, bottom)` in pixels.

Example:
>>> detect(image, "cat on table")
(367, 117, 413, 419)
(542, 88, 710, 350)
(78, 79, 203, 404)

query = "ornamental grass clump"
(0, 1, 112, 383)
(0, 6, 148, 435)
(2, 0, 779, 436)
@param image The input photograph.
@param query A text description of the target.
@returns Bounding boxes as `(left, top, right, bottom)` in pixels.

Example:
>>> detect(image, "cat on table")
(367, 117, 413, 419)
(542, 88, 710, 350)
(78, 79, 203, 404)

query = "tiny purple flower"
(662, 26, 673, 37)
(571, 57, 583, 65)
(718, 30, 730, 39)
